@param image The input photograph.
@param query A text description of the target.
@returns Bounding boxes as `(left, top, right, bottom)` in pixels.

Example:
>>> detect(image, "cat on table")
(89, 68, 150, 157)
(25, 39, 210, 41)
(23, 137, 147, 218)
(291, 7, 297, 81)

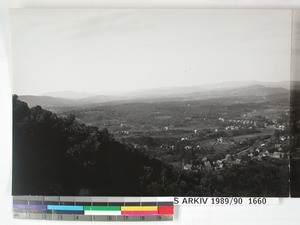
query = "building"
(272, 152, 285, 159)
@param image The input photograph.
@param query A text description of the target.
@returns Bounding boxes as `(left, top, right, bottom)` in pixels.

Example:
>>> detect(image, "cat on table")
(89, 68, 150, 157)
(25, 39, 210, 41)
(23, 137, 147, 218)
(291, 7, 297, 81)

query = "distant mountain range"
(124, 81, 292, 99)
(18, 95, 122, 109)
(40, 80, 294, 99)
(17, 81, 296, 110)
(42, 91, 92, 99)
(18, 96, 77, 108)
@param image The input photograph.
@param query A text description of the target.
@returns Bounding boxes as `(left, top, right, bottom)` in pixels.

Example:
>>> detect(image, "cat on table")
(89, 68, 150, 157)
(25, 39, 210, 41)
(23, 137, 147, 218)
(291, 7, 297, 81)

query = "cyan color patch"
(47, 205, 83, 211)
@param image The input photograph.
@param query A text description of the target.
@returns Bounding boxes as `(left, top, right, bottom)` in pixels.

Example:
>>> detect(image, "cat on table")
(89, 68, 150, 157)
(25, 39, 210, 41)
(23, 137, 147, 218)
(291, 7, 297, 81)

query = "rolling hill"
(17, 81, 292, 112)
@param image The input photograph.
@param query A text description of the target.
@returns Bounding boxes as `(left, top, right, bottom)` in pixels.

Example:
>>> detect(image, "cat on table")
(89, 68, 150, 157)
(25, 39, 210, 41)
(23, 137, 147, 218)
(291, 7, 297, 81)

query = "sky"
(10, 9, 292, 95)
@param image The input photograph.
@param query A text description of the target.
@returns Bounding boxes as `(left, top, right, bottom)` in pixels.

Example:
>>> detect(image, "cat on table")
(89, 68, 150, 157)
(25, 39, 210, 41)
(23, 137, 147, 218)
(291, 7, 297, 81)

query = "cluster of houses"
(218, 117, 270, 128)
(225, 125, 249, 131)
(182, 157, 213, 171)
(182, 136, 290, 172)
(245, 148, 286, 161)
(115, 130, 130, 135)
(209, 137, 235, 146)
(218, 116, 289, 131)
(182, 154, 242, 171)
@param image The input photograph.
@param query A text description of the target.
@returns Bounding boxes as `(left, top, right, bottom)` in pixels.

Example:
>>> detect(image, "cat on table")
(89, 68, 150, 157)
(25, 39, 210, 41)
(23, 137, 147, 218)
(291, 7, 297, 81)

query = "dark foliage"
(13, 95, 174, 196)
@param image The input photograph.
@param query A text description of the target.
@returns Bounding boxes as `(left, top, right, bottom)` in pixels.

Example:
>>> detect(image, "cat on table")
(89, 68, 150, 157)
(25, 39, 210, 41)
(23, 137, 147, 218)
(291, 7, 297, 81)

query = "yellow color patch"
(121, 206, 158, 211)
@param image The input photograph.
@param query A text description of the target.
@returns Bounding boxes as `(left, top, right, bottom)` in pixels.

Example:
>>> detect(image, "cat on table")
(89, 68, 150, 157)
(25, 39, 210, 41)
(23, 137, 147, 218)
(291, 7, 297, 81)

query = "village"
(181, 113, 290, 171)
(113, 109, 290, 173)
(181, 133, 290, 172)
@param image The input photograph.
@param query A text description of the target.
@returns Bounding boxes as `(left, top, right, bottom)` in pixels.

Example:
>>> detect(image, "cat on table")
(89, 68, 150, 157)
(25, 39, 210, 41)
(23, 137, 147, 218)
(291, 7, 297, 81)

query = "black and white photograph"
(11, 9, 294, 197)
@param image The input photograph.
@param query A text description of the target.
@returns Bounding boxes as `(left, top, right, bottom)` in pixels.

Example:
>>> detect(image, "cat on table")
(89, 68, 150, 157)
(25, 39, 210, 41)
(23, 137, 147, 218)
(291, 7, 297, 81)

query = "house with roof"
(183, 164, 192, 170)
(272, 152, 285, 159)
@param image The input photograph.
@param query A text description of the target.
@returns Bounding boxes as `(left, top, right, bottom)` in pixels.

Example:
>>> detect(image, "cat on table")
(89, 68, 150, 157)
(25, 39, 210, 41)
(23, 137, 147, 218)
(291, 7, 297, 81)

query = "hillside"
(18, 95, 77, 108)
(18, 83, 289, 113)
(13, 95, 172, 196)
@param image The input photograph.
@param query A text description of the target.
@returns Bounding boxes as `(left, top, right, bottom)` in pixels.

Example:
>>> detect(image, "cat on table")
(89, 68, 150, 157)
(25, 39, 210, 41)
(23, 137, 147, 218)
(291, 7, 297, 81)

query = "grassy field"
(232, 128, 273, 142)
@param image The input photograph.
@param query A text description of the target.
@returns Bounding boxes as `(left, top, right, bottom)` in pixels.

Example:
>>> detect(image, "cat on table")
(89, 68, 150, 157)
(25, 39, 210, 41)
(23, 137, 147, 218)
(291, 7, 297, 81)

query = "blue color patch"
(47, 205, 83, 211)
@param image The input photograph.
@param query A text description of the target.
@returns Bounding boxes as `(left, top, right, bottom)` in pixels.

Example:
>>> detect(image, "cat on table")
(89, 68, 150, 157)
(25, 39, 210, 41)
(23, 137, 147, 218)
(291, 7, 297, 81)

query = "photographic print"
(11, 9, 293, 197)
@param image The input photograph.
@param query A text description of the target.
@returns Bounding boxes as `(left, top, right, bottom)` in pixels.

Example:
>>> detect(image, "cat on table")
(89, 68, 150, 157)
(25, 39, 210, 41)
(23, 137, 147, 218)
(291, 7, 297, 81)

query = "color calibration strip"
(12, 196, 174, 221)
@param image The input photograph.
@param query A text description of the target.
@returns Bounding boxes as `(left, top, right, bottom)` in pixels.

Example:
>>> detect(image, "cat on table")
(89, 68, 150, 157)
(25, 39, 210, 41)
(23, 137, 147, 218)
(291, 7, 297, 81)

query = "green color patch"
(83, 206, 121, 211)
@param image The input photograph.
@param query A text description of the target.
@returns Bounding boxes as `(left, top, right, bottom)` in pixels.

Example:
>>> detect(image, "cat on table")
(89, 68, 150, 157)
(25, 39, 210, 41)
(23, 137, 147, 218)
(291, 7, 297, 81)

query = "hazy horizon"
(11, 9, 292, 96)
(13, 79, 293, 99)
